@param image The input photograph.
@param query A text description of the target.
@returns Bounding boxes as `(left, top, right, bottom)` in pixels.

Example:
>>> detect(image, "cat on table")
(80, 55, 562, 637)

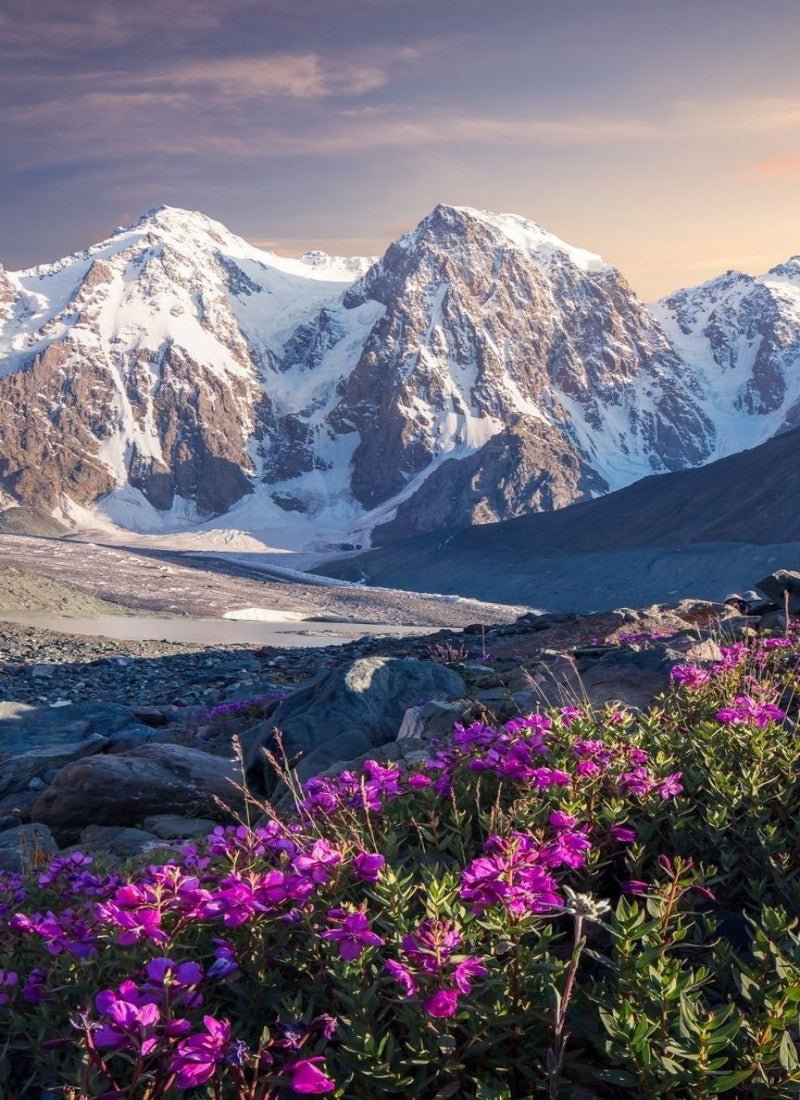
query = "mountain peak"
(400, 203, 611, 275)
(119, 204, 238, 245)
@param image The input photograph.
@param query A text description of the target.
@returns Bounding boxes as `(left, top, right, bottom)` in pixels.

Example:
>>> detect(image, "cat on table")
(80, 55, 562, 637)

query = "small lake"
(0, 613, 438, 648)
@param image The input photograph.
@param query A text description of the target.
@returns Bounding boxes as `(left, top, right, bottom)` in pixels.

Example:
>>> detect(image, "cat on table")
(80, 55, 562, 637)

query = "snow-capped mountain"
(653, 260, 800, 459)
(0, 202, 797, 550)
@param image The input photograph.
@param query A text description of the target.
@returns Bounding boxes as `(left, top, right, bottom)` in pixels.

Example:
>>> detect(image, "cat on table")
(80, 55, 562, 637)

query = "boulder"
(244, 657, 465, 786)
(80, 825, 162, 858)
(0, 822, 58, 872)
(579, 648, 676, 710)
(524, 648, 676, 712)
(0, 734, 108, 796)
(0, 789, 39, 826)
(106, 724, 159, 753)
(398, 699, 472, 742)
(143, 814, 216, 840)
(32, 744, 243, 829)
(756, 570, 800, 612)
(0, 701, 139, 794)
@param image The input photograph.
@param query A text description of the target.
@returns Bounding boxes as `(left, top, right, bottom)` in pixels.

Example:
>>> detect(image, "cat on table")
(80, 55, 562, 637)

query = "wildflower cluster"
(0, 631, 799, 1096)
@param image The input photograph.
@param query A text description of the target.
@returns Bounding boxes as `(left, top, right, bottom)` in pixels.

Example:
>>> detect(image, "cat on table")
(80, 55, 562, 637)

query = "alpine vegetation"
(2, 627, 800, 1097)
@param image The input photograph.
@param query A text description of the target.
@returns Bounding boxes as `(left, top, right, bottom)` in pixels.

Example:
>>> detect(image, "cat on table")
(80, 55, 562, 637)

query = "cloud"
(0, 0, 256, 58)
(744, 153, 800, 178)
(153, 54, 388, 100)
(671, 95, 800, 136)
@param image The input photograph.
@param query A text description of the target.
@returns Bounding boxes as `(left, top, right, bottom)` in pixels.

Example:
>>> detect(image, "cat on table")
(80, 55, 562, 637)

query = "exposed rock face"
(3, 202, 800, 544)
(0, 207, 369, 528)
(653, 261, 800, 458)
(32, 743, 244, 828)
(334, 204, 712, 516)
(373, 423, 604, 542)
(0, 822, 58, 872)
(244, 655, 466, 784)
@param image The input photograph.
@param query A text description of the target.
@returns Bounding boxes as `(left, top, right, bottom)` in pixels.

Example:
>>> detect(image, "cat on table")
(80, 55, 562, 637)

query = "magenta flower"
(285, 1056, 336, 1093)
(657, 772, 683, 799)
(385, 959, 417, 996)
(460, 834, 563, 916)
(618, 768, 656, 798)
(94, 983, 161, 1053)
(352, 851, 386, 882)
(670, 664, 712, 689)
(621, 880, 648, 895)
(292, 839, 342, 884)
(422, 988, 460, 1017)
(453, 957, 488, 994)
(322, 910, 384, 960)
(610, 825, 636, 843)
(716, 695, 785, 728)
(168, 1015, 231, 1089)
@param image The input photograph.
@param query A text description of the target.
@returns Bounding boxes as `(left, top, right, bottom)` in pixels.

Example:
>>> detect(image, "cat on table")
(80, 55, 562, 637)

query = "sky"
(3, 0, 800, 298)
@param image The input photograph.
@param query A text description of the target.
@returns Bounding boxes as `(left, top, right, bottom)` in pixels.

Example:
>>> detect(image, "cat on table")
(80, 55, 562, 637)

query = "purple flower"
(618, 768, 656, 798)
(461, 833, 563, 916)
(422, 988, 460, 1017)
(352, 851, 386, 882)
(670, 664, 712, 689)
(610, 825, 636, 843)
(716, 695, 786, 728)
(21, 968, 47, 1005)
(657, 772, 684, 799)
(285, 1056, 335, 1094)
(292, 839, 342, 884)
(94, 983, 161, 1053)
(621, 880, 648, 895)
(385, 959, 417, 996)
(169, 1015, 231, 1089)
(322, 910, 384, 960)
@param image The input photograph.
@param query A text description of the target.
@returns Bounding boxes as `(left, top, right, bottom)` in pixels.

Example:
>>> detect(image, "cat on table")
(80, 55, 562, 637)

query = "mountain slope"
(1, 203, 800, 551)
(652, 260, 800, 458)
(0, 206, 372, 530)
(319, 426, 800, 608)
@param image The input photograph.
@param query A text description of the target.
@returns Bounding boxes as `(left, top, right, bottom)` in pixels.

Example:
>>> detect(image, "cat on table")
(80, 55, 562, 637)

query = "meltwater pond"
(0, 613, 437, 647)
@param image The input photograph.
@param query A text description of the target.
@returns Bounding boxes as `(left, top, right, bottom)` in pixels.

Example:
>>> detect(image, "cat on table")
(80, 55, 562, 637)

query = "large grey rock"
(0, 789, 39, 826)
(580, 648, 676, 710)
(32, 744, 243, 829)
(525, 648, 677, 712)
(398, 699, 472, 742)
(143, 814, 216, 840)
(0, 822, 58, 872)
(0, 700, 136, 758)
(106, 724, 159, 753)
(244, 656, 465, 785)
(756, 570, 800, 612)
(80, 825, 162, 858)
(0, 734, 108, 796)
(289, 731, 375, 783)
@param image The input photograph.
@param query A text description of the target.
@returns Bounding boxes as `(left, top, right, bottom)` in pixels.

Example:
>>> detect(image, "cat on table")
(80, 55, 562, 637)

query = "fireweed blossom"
(460, 833, 564, 916)
(285, 1057, 336, 1093)
(715, 695, 786, 728)
(322, 909, 384, 960)
(169, 1015, 232, 1088)
(385, 919, 488, 1018)
(670, 664, 712, 689)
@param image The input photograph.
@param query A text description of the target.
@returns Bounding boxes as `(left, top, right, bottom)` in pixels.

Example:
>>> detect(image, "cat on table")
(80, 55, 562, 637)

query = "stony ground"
(1, 565, 790, 863)
(0, 619, 451, 708)
(0, 535, 526, 625)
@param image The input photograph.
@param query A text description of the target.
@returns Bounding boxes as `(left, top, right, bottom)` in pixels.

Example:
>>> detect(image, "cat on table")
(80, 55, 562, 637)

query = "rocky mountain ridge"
(1, 203, 799, 548)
